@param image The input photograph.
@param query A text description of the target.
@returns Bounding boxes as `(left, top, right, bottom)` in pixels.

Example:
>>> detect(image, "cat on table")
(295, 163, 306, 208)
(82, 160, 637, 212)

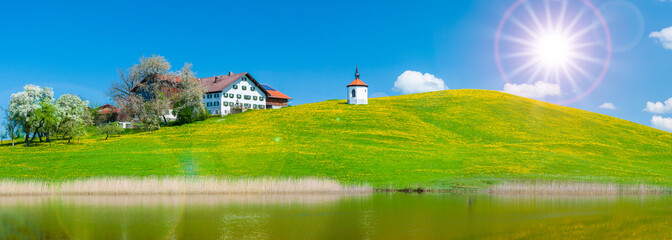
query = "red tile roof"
(266, 90, 293, 100)
(347, 78, 368, 87)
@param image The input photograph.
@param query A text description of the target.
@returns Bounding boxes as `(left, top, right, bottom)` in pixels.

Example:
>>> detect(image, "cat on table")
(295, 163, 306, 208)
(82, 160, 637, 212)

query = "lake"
(1, 193, 671, 239)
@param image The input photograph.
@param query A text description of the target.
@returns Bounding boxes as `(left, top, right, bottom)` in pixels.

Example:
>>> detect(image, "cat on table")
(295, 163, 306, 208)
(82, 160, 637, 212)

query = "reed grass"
(0, 177, 372, 196)
(489, 181, 667, 195)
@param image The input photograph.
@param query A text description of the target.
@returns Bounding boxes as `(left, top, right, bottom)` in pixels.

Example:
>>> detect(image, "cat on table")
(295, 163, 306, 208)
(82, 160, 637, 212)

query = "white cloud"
(644, 97, 672, 114)
(598, 102, 617, 110)
(649, 26, 672, 50)
(652, 116, 672, 132)
(393, 70, 447, 94)
(502, 81, 561, 99)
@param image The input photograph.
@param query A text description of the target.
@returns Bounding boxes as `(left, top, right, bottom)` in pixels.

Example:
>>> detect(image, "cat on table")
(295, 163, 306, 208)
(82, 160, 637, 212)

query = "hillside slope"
(2, 90, 671, 189)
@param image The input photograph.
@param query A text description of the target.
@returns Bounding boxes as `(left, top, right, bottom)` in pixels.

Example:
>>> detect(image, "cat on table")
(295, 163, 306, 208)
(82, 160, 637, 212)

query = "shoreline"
(0, 177, 668, 196)
(0, 177, 372, 196)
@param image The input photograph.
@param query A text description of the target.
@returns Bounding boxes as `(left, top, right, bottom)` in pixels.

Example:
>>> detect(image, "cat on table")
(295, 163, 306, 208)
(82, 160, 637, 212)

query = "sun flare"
(495, 0, 611, 104)
(534, 33, 573, 68)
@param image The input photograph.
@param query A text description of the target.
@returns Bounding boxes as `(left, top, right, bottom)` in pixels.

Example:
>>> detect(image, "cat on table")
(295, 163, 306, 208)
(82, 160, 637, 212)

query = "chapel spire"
(355, 65, 360, 79)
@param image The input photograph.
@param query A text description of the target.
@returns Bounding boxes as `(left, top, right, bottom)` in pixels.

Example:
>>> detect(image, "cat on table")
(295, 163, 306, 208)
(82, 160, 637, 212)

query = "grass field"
(1, 89, 671, 190)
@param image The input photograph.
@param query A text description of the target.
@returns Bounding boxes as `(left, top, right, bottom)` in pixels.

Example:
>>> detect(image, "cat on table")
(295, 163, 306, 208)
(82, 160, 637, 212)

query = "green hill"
(1, 89, 671, 189)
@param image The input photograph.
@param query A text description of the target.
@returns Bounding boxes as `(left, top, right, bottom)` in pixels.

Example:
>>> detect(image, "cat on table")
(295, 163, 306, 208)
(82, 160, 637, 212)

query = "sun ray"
(561, 63, 581, 91)
(568, 52, 603, 64)
(511, 17, 540, 39)
(544, 0, 553, 31)
(557, 0, 568, 32)
(524, 2, 546, 33)
(501, 34, 537, 47)
(508, 58, 541, 78)
(565, 60, 594, 80)
(502, 51, 538, 60)
(527, 62, 546, 83)
(572, 41, 599, 49)
(567, 21, 601, 42)
(562, 8, 587, 36)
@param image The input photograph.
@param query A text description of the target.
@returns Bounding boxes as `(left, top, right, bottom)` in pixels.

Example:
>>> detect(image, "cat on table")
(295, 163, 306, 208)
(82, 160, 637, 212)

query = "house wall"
(203, 76, 267, 115)
(347, 86, 368, 105)
(266, 98, 288, 109)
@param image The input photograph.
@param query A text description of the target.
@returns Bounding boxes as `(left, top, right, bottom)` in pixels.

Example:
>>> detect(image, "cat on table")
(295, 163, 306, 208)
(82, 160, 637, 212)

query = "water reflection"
(1, 193, 671, 239)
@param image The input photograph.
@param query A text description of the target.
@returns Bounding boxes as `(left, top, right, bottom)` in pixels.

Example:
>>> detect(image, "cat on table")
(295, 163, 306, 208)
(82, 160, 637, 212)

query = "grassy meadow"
(1, 89, 671, 190)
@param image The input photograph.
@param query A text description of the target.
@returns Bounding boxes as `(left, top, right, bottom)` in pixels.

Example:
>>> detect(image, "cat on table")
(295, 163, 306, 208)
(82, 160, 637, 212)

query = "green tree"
(99, 122, 123, 140)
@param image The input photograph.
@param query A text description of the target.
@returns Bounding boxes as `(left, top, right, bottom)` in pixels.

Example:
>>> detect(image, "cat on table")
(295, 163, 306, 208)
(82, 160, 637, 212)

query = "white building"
(347, 66, 368, 105)
(200, 72, 269, 115)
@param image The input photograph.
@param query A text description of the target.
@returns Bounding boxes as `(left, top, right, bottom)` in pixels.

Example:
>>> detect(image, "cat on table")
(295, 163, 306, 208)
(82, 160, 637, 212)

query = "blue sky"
(1, 0, 671, 130)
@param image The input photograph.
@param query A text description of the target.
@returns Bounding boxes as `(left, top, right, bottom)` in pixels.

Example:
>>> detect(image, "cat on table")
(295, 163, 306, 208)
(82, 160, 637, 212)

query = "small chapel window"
(351, 89, 356, 98)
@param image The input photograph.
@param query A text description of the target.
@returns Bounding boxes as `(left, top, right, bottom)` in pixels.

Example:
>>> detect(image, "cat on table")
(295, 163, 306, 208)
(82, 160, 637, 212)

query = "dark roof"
(130, 74, 181, 92)
(199, 72, 269, 96)
(260, 83, 292, 100)
(260, 84, 276, 91)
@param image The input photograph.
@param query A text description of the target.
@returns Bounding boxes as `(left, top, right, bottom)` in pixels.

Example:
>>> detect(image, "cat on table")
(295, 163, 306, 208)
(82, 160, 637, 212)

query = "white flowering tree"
(173, 63, 208, 124)
(9, 84, 60, 146)
(55, 94, 91, 143)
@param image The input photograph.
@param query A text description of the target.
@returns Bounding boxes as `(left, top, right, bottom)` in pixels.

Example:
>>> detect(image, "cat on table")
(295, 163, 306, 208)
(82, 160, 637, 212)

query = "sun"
(494, 0, 612, 104)
(534, 32, 573, 68)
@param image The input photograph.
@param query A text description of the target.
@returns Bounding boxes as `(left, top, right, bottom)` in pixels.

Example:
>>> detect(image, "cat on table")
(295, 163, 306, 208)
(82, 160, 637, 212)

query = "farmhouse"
(200, 72, 292, 115)
(130, 72, 292, 117)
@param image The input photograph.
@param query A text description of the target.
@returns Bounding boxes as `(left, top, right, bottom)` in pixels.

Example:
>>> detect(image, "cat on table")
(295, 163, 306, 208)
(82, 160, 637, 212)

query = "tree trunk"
(26, 131, 39, 146)
(25, 121, 44, 146)
(11, 138, 14, 147)
(105, 133, 109, 140)
(68, 136, 72, 143)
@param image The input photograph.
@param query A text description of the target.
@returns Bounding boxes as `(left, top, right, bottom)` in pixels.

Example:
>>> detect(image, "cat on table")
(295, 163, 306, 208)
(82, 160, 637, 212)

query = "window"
(224, 93, 228, 97)
(229, 94, 234, 98)
(351, 89, 356, 98)
(215, 102, 219, 106)
(237, 94, 242, 99)
(244, 95, 251, 100)
(251, 87, 255, 91)
(260, 97, 264, 101)
(253, 96, 257, 100)
(243, 77, 247, 81)
(233, 85, 238, 89)
(207, 102, 211, 107)
(244, 103, 251, 108)
(242, 86, 247, 90)
(223, 102, 228, 106)
(215, 94, 220, 98)
(207, 94, 212, 99)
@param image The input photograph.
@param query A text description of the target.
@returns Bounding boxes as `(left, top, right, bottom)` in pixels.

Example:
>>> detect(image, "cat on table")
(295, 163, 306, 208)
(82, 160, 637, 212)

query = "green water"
(1, 193, 671, 239)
